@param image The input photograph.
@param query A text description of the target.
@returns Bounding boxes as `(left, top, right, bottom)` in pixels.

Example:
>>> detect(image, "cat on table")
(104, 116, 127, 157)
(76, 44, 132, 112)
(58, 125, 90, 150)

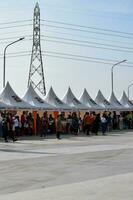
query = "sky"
(0, 0, 133, 100)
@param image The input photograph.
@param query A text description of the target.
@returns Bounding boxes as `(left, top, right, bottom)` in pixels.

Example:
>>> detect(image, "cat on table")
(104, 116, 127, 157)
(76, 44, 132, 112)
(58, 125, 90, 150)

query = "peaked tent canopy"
(80, 88, 103, 110)
(45, 87, 71, 111)
(120, 91, 133, 110)
(108, 92, 125, 111)
(0, 82, 34, 109)
(62, 87, 88, 110)
(23, 83, 55, 110)
(95, 90, 114, 110)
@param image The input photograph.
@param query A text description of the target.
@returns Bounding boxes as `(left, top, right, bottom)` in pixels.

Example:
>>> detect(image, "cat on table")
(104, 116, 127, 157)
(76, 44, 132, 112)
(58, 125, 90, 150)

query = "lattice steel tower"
(28, 2, 46, 95)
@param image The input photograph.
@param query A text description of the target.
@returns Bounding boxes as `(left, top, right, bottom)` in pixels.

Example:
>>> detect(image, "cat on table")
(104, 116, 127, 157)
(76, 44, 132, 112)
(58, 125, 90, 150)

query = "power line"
(0, 29, 32, 36)
(0, 35, 32, 41)
(0, 18, 132, 41)
(42, 50, 133, 65)
(0, 53, 119, 65)
(0, 38, 31, 44)
(0, 31, 132, 51)
(42, 39, 133, 53)
(0, 50, 127, 64)
(0, 34, 132, 53)
(0, 51, 31, 56)
(41, 24, 133, 40)
(0, 24, 32, 30)
(43, 54, 118, 65)
(0, 18, 131, 36)
(0, 51, 132, 68)
(0, 30, 132, 48)
(0, 19, 32, 25)
(42, 35, 133, 50)
(43, 30, 133, 46)
(0, 50, 129, 64)
(0, 19, 132, 44)
(41, 19, 133, 36)
(0, 54, 30, 59)
(42, 54, 133, 68)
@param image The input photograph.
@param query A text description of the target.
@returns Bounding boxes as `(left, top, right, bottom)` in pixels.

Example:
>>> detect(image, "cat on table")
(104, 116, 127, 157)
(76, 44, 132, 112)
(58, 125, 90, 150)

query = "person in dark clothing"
(55, 114, 63, 139)
(27, 113, 34, 135)
(48, 114, 55, 134)
(91, 113, 101, 135)
(2, 113, 17, 142)
(112, 111, 117, 130)
(41, 112, 48, 138)
(36, 113, 41, 135)
(2, 114, 8, 142)
(21, 111, 26, 135)
(70, 112, 79, 135)
(0, 112, 3, 138)
(66, 114, 72, 134)
(106, 112, 112, 131)
(82, 112, 88, 133)
(7, 113, 17, 142)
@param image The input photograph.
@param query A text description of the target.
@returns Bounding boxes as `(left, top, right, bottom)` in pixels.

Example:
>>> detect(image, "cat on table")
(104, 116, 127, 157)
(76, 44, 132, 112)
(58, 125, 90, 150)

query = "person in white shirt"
(101, 113, 107, 135)
(13, 116, 19, 138)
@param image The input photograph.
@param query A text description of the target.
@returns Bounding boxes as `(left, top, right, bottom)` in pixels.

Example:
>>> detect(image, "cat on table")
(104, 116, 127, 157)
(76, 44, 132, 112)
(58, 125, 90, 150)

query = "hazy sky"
(0, 0, 133, 100)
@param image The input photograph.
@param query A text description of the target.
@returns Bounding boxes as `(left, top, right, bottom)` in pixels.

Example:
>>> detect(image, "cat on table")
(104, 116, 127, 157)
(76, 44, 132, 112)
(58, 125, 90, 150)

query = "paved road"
(0, 131, 133, 199)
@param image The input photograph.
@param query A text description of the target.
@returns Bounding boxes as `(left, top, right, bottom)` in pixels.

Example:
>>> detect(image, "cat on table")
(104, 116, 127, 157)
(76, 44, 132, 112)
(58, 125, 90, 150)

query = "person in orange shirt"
(83, 112, 95, 135)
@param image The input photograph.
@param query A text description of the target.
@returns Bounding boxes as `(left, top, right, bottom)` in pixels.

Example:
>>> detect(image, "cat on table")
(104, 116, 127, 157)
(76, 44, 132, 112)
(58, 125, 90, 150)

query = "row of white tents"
(0, 82, 132, 111)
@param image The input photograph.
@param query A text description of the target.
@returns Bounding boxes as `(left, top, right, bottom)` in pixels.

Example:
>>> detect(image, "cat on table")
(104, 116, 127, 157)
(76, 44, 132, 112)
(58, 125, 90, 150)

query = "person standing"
(66, 114, 72, 134)
(55, 114, 63, 139)
(41, 112, 49, 138)
(70, 112, 79, 135)
(21, 111, 26, 135)
(119, 113, 123, 130)
(106, 112, 112, 132)
(112, 111, 117, 130)
(13, 116, 19, 137)
(7, 113, 17, 142)
(0, 113, 3, 139)
(27, 113, 34, 135)
(91, 113, 101, 135)
(83, 112, 94, 135)
(48, 114, 55, 134)
(36, 113, 41, 135)
(101, 113, 108, 135)
(2, 113, 8, 142)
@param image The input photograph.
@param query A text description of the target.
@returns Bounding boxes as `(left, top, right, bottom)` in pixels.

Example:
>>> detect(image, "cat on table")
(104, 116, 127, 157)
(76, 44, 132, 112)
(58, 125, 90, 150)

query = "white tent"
(108, 92, 125, 111)
(0, 101, 11, 110)
(80, 89, 103, 110)
(120, 91, 133, 110)
(45, 87, 71, 111)
(95, 90, 114, 110)
(62, 87, 88, 110)
(0, 82, 34, 109)
(23, 83, 55, 110)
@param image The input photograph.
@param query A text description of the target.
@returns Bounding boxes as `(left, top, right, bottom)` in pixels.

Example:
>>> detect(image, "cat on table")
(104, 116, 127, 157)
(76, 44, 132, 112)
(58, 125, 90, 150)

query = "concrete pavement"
(0, 131, 133, 199)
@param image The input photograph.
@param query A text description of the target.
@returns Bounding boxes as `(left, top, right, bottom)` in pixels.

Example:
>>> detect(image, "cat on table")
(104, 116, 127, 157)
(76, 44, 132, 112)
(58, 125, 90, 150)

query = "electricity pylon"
(28, 2, 46, 96)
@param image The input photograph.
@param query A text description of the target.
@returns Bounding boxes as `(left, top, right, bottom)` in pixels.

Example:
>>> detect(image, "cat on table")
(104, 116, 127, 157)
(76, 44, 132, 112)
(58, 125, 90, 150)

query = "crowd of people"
(0, 110, 133, 142)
